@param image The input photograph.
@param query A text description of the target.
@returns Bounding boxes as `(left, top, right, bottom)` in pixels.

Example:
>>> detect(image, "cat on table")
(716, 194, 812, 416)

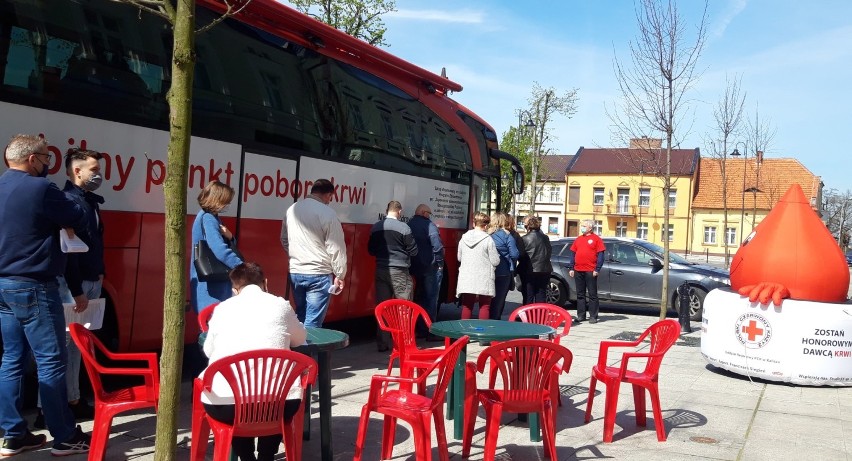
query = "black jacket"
(522, 229, 552, 274)
(62, 180, 105, 296)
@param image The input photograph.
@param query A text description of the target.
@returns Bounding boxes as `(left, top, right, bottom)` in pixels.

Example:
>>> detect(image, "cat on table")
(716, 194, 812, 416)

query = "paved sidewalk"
(6, 294, 851, 460)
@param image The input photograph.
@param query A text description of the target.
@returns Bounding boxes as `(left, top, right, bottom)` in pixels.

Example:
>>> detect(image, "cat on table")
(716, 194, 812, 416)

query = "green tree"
(290, 0, 397, 46)
(499, 125, 535, 214)
(109, 0, 248, 457)
(609, 0, 708, 319)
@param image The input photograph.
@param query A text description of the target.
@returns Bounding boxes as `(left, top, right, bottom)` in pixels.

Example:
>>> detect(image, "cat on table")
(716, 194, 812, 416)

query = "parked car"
(548, 237, 731, 321)
(846, 252, 852, 266)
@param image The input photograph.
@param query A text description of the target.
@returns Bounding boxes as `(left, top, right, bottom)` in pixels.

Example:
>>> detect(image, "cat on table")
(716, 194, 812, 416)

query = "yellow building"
(690, 155, 823, 258)
(566, 139, 700, 252)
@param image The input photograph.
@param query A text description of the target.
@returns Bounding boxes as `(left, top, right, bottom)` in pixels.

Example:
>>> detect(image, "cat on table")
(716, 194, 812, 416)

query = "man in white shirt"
(280, 179, 347, 327)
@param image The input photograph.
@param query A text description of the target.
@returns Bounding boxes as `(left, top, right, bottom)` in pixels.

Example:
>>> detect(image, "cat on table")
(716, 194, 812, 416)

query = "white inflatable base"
(701, 287, 852, 386)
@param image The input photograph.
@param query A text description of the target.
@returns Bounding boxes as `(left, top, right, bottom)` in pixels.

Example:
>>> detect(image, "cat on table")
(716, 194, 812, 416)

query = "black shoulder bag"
(193, 212, 232, 282)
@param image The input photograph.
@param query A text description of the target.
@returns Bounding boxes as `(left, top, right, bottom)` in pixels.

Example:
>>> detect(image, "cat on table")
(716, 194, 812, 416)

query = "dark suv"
(548, 237, 730, 320)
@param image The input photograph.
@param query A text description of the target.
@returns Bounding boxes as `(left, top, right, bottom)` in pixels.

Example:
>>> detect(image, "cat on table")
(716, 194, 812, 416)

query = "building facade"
(690, 155, 823, 258)
(515, 154, 573, 237)
(565, 139, 700, 250)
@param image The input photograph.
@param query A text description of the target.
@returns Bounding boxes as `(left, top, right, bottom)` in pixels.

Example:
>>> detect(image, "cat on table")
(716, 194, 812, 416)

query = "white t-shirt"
(200, 284, 307, 405)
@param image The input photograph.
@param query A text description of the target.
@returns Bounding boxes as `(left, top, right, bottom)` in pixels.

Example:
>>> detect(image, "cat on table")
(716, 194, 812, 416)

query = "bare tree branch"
(196, 0, 253, 34)
(107, 0, 173, 23)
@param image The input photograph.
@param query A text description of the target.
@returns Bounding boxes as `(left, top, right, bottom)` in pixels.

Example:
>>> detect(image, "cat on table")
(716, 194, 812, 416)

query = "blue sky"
(373, 1, 852, 192)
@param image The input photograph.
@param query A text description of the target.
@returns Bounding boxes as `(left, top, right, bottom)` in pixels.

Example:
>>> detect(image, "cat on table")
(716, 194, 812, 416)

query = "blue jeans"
(413, 268, 442, 335)
(0, 278, 75, 442)
(289, 273, 332, 328)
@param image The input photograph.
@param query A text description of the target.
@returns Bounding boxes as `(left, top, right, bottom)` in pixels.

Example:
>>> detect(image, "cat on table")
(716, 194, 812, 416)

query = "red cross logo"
(741, 320, 764, 341)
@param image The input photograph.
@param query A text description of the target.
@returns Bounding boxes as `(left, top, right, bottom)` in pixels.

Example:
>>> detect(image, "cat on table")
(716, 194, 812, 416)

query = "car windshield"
(639, 241, 691, 264)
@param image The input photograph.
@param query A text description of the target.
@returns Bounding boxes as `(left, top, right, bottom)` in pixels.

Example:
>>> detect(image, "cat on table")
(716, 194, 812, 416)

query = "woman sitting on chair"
(200, 262, 307, 461)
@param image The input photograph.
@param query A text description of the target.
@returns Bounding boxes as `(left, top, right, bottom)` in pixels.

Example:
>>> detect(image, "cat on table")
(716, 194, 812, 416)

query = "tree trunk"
(154, 0, 195, 458)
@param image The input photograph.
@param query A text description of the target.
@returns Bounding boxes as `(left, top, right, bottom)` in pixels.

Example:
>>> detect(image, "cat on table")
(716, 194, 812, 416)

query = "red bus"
(0, 0, 523, 351)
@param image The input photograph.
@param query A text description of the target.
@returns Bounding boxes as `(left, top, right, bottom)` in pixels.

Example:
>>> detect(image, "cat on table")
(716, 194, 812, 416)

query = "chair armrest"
(596, 340, 640, 368)
(618, 351, 664, 376)
(367, 373, 419, 402)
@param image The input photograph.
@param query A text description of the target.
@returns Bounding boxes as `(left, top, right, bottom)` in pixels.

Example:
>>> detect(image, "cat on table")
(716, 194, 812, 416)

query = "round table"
(430, 319, 556, 441)
(292, 327, 349, 461)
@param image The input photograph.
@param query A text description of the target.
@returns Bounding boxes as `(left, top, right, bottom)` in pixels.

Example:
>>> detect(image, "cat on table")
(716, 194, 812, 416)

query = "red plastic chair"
(354, 335, 469, 461)
(190, 349, 317, 461)
(500, 303, 573, 406)
(198, 302, 218, 332)
(462, 338, 573, 460)
(375, 299, 449, 394)
(69, 323, 159, 461)
(584, 319, 680, 443)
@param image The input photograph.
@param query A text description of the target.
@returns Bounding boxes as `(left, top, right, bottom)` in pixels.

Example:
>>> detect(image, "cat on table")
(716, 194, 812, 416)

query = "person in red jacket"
(569, 219, 606, 323)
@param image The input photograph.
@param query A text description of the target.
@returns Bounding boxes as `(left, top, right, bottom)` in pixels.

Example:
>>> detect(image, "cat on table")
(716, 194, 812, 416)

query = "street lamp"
(513, 109, 536, 221)
(730, 142, 748, 244)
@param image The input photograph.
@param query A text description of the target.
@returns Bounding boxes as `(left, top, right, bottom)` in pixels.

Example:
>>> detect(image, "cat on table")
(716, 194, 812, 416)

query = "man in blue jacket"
(33, 148, 105, 428)
(409, 204, 444, 338)
(0, 134, 91, 456)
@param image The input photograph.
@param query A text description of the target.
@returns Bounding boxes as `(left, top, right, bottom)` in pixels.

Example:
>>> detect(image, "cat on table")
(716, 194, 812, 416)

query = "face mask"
(35, 156, 49, 178)
(580, 226, 588, 234)
(84, 173, 103, 191)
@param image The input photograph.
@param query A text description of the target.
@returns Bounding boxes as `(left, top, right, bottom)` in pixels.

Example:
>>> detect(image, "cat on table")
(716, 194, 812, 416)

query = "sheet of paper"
(60, 229, 89, 253)
(64, 298, 105, 330)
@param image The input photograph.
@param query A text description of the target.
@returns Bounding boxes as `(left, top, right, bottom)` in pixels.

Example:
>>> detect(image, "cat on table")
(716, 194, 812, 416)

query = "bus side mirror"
(512, 165, 524, 195)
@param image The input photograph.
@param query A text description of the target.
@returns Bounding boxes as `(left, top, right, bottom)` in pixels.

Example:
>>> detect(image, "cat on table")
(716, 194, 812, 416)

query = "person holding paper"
(34, 148, 106, 428)
(0, 134, 92, 456)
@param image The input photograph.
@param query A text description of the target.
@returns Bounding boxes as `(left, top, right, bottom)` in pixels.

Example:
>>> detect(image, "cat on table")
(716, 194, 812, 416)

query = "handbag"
(193, 213, 232, 282)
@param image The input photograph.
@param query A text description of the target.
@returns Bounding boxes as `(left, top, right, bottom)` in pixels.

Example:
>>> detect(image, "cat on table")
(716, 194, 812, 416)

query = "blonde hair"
(523, 215, 540, 231)
(197, 180, 235, 213)
(488, 212, 508, 234)
(472, 212, 490, 228)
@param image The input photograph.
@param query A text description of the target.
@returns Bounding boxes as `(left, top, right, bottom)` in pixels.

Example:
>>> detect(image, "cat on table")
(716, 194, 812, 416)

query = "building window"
(704, 226, 717, 244)
(661, 224, 674, 242)
(594, 220, 603, 235)
(616, 188, 630, 213)
(536, 187, 545, 202)
(548, 217, 559, 234)
(593, 187, 604, 206)
(516, 215, 525, 232)
(636, 222, 648, 240)
(568, 186, 580, 211)
(726, 227, 737, 245)
(549, 186, 561, 203)
(639, 188, 650, 208)
(668, 189, 677, 209)
(616, 220, 627, 237)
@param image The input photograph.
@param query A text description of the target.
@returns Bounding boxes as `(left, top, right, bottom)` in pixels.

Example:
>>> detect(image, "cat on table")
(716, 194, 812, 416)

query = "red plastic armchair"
(190, 349, 317, 461)
(375, 299, 449, 393)
(354, 335, 469, 461)
(503, 303, 573, 406)
(462, 339, 573, 460)
(68, 323, 159, 461)
(197, 302, 218, 332)
(584, 319, 680, 443)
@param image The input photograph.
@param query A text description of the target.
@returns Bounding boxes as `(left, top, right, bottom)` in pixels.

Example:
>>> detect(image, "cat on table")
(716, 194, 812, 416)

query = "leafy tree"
(705, 75, 746, 267)
(608, 0, 707, 318)
(109, 0, 248, 457)
(499, 124, 535, 214)
(289, 0, 396, 46)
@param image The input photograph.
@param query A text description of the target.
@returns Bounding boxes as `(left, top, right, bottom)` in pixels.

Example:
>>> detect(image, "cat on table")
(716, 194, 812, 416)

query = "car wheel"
(547, 277, 567, 306)
(677, 286, 706, 321)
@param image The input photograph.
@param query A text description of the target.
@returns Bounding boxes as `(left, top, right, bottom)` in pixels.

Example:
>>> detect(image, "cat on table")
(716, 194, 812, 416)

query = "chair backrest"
(476, 339, 573, 399)
(375, 299, 429, 354)
(198, 302, 219, 332)
(637, 319, 681, 375)
(202, 349, 317, 435)
(69, 322, 108, 399)
(509, 303, 572, 341)
(427, 335, 469, 409)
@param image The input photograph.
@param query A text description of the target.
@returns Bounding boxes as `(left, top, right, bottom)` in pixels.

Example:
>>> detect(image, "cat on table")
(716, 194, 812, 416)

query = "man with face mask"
(34, 147, 106, 428)
(0, 135, 92, 456)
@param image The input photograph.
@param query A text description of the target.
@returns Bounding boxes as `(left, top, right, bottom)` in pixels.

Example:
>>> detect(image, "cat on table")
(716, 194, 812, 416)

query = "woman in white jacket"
(201, 262, 307, 461)
(456, 212, 500, 319)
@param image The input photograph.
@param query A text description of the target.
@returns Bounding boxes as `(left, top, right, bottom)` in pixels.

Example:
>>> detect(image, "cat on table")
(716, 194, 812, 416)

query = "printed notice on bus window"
(432, 185, 466, 223)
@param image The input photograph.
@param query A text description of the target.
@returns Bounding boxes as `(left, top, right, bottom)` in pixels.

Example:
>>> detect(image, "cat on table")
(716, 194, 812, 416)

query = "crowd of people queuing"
(0, 131, 571, 459)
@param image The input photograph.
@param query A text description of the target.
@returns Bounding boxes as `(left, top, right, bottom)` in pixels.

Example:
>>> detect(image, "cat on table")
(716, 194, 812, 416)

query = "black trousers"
(574, 271, 599, 320)
(524, 272, 549, 304)
(203, 400, 301, 461)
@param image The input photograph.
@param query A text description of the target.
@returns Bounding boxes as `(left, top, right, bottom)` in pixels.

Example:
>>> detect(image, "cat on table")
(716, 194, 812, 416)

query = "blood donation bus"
(0, 0, 523, 351)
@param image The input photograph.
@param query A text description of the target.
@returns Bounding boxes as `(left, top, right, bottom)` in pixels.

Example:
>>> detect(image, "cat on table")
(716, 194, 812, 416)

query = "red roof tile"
(538, 154, 573, 181)
(569, 147, 699, 176)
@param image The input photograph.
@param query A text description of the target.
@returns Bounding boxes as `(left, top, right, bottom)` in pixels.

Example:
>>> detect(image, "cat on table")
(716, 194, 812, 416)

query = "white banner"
(701, 288, 852, 386)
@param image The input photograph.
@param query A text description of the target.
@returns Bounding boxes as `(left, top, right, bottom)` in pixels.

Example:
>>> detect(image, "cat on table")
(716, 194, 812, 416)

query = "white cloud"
(389, 9, 485, 24)
(711, 0, 748, 38)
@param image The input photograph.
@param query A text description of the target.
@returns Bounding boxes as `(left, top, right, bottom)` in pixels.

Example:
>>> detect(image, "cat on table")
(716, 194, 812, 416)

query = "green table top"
(430, 320, 555, 342)
(293, 327, 349, 352)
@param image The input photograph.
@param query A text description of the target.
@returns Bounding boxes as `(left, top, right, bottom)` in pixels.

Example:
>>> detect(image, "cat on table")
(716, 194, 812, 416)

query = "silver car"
(548, 237, 730, 320)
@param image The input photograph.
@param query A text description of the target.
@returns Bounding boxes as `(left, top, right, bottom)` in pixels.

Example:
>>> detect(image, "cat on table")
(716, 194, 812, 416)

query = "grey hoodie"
(456, 228, 500, 297)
